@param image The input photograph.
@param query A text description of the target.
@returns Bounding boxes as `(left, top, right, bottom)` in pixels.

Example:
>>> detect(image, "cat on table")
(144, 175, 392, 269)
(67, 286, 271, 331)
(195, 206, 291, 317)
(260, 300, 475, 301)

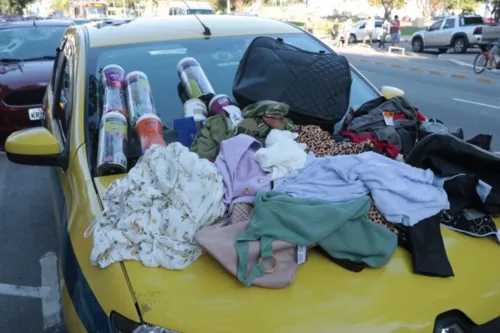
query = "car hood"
(94, 175, 500, 333)
(0, 60, 52, 91)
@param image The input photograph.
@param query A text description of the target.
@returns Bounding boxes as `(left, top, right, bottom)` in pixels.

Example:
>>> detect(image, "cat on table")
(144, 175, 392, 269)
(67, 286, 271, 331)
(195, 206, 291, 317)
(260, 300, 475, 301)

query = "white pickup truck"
(411, 15, 485, 53)
(473, 24, 500, 46)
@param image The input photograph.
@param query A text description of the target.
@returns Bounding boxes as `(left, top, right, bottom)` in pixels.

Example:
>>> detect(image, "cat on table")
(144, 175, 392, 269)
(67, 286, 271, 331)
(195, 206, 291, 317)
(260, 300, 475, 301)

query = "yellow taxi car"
(4, 15, 500, 333)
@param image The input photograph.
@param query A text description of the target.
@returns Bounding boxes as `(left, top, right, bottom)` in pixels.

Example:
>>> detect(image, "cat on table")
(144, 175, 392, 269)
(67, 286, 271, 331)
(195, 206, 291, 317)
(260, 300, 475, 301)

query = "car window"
(358, 23, 366, 29)
(443, 18, 455, 29)
(53, 44, 74, 138)
(0, 26, 67, 60)
(86, 33, 378, 168)
(429, 20, 443, 31)
(461, 17, 484, 26)
(375, 21, 382, 28)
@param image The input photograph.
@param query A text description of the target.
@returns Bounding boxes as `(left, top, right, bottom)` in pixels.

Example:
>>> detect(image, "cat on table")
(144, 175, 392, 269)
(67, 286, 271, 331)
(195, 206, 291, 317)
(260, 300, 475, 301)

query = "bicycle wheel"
(473, 52, 488, 74)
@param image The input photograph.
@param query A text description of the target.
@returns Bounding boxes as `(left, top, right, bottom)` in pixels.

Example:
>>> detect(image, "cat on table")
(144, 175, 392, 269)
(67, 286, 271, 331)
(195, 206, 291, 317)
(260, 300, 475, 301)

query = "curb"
(439, 58, 500, 76)
(345, 56, 497, 85)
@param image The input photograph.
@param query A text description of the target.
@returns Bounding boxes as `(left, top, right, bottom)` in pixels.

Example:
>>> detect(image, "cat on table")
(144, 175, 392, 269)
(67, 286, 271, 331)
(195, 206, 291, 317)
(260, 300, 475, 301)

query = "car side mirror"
(379, 85, 405, 99)
(5, 127, 68, 169)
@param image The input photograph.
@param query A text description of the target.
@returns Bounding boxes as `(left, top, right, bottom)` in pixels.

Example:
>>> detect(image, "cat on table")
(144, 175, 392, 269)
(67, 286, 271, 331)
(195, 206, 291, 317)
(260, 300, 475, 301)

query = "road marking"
(391, 64, 404, 68)
(0, 283, 44, 298)
(429, 70, 445, 75)
(452, 98, 500, 110)
(40, 252, 62, 330)
(0, 252, 61, 330)
(477, 78, 496, 84)
(359, 59, 369, 62)
(451, 74, 468, 79)
(374, 62, 387, 66)
(409, 67, 424, 72)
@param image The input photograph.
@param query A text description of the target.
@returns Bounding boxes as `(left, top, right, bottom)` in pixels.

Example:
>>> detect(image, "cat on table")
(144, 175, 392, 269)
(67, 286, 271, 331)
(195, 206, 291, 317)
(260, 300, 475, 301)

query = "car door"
(425, 20, 444, 47)
(435, 18, 455, 46)
(374, 20, 383, 40)
(355, 21, 366, 40)
(43, 34, 76, 250)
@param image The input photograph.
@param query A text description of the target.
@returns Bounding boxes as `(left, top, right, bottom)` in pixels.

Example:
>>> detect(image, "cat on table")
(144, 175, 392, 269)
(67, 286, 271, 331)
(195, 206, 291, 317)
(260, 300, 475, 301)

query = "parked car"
(4, 15, 500, 333)
(340, 19, 384, 43)
(0, 19, 74, 140)
(71, 18, 92, 25)
(411, 15, 485, 53)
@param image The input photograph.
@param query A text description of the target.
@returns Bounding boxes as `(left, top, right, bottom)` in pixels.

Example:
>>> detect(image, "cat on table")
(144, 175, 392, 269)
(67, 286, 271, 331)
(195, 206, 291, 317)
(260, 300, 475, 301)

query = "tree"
(52, 0, 69, 13)
(211, 0, 253, 12)
(493, 0, 500, 20)
(367, 0, 406, 20)
(416, 0, 442, 19)
(454, 0, 481, 14)
(1, 0, 35, 14)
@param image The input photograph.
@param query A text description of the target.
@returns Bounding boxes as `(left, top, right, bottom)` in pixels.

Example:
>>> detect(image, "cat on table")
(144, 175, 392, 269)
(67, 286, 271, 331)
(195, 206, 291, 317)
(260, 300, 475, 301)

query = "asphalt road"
(1, 49, 500, 332)
(342, 49, 500, 150)
(0, 153, 64, 333)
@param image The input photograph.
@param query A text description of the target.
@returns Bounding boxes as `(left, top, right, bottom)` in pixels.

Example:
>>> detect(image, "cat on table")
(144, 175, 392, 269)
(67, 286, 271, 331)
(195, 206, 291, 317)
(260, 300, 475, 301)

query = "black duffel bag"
(232, 36, 352, 132)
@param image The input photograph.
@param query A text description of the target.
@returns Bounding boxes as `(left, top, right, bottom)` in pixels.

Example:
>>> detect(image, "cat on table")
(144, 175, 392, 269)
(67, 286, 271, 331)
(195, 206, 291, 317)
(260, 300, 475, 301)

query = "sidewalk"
(438, 53, 500, 75)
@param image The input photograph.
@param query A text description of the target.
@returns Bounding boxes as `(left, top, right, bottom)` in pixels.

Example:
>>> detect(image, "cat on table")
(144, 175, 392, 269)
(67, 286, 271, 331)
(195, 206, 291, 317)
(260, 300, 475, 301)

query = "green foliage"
(51, 0, 69, 12)
(211, 0, 253, 11)
(1, 0, 35, 14)
(367, 0, 406, 19)
(493, 0, 500, 20)
(451, 0, 481, 14)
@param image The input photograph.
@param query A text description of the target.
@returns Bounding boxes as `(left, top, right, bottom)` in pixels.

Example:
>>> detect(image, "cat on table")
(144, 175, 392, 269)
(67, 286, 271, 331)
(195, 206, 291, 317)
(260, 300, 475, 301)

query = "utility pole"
(227, 0, 230, 13)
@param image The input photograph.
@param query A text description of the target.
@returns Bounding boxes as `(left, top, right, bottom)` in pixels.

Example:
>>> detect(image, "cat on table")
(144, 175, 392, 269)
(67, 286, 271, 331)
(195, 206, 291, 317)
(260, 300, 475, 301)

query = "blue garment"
(274, 152, 449, 227)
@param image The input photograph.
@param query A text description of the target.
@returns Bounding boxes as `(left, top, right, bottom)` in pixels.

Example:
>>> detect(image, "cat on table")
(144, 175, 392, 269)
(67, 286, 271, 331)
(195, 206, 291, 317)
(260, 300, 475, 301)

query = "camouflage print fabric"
(190, 101, 295, 160)
(228, 100, 295, 142)
(190, 114, 232, 161)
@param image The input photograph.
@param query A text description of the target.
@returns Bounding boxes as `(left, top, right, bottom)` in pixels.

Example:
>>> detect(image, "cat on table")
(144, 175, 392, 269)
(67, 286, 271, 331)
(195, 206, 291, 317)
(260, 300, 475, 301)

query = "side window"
(53, 46, 74, 138)
(443, 19, 455, 29)
(429, 20, 443, 31)
(375, 21, 382, 28)
(359, 23, 366, 29)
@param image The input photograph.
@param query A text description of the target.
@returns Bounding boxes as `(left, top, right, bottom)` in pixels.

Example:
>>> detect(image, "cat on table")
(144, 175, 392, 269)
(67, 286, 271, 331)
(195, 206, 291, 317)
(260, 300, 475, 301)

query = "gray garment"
(345, 96, 418, 155)
(274, 152, 450, 227)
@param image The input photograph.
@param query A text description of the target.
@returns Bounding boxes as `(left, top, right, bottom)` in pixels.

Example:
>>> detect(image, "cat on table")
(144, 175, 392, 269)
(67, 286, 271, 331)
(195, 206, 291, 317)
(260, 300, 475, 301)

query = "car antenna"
(180, 0, 211, 36)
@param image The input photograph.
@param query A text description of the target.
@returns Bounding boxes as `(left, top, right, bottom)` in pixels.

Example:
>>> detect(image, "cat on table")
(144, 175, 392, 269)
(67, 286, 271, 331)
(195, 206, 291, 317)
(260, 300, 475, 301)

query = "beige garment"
(195, 203, 300, 288)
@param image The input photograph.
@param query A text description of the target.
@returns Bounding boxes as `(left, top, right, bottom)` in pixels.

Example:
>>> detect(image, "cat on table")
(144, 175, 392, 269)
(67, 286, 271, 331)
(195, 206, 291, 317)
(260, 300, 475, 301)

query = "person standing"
(390, 15, 401, 47)
(304, 17, 315, 34)
(378, 18, 390, 50)
(363, 16, 375, 46)
(342, 18, 353, 47)
(331, 18, 340, 46)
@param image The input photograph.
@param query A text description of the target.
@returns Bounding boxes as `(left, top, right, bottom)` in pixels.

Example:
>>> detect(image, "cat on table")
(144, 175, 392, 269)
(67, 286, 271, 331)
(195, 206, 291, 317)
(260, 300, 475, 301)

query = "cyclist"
(488, 38, 500, 70)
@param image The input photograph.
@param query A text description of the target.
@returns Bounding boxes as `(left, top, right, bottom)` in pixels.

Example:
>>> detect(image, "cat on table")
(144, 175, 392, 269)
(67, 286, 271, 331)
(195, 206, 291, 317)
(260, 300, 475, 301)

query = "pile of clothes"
(87, 97, 500, 289)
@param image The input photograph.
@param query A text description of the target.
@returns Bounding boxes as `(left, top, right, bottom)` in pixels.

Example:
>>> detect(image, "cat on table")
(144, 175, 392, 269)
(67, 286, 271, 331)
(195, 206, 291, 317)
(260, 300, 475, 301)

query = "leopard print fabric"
(369, 202, 398, 235)
(295, 125, 375, 157)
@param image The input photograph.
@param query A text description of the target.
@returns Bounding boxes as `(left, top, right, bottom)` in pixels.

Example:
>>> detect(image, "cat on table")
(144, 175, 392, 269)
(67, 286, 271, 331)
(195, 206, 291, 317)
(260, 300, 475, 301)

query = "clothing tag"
(223, 105, 244, 126)
(383, 111, 394, 126)
(297, 246, 307, 264)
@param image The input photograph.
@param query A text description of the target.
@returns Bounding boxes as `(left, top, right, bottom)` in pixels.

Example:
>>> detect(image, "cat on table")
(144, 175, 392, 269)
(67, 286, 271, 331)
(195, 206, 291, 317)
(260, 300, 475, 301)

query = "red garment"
(341, 131, 400, 159)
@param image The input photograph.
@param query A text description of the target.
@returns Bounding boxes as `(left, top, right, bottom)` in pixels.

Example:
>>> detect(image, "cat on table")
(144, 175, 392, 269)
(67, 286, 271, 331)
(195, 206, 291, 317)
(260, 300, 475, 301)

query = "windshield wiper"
(0, 58, 22, 63)
(0, 56, 56, 63)
(22, 56, 56, 61)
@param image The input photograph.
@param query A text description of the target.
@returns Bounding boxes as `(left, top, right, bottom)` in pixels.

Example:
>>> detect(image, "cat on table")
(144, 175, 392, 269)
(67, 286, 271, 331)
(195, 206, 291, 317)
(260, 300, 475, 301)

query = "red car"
(0, 19, 74, 141)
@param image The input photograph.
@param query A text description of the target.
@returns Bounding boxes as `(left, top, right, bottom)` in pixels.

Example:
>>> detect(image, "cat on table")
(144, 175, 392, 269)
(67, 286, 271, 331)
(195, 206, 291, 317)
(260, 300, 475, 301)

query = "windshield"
(85, 7, 107, 19)
(0, 26, 67, 60)
(187, 9, 214, 14)
(86, 33, 378, 169)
